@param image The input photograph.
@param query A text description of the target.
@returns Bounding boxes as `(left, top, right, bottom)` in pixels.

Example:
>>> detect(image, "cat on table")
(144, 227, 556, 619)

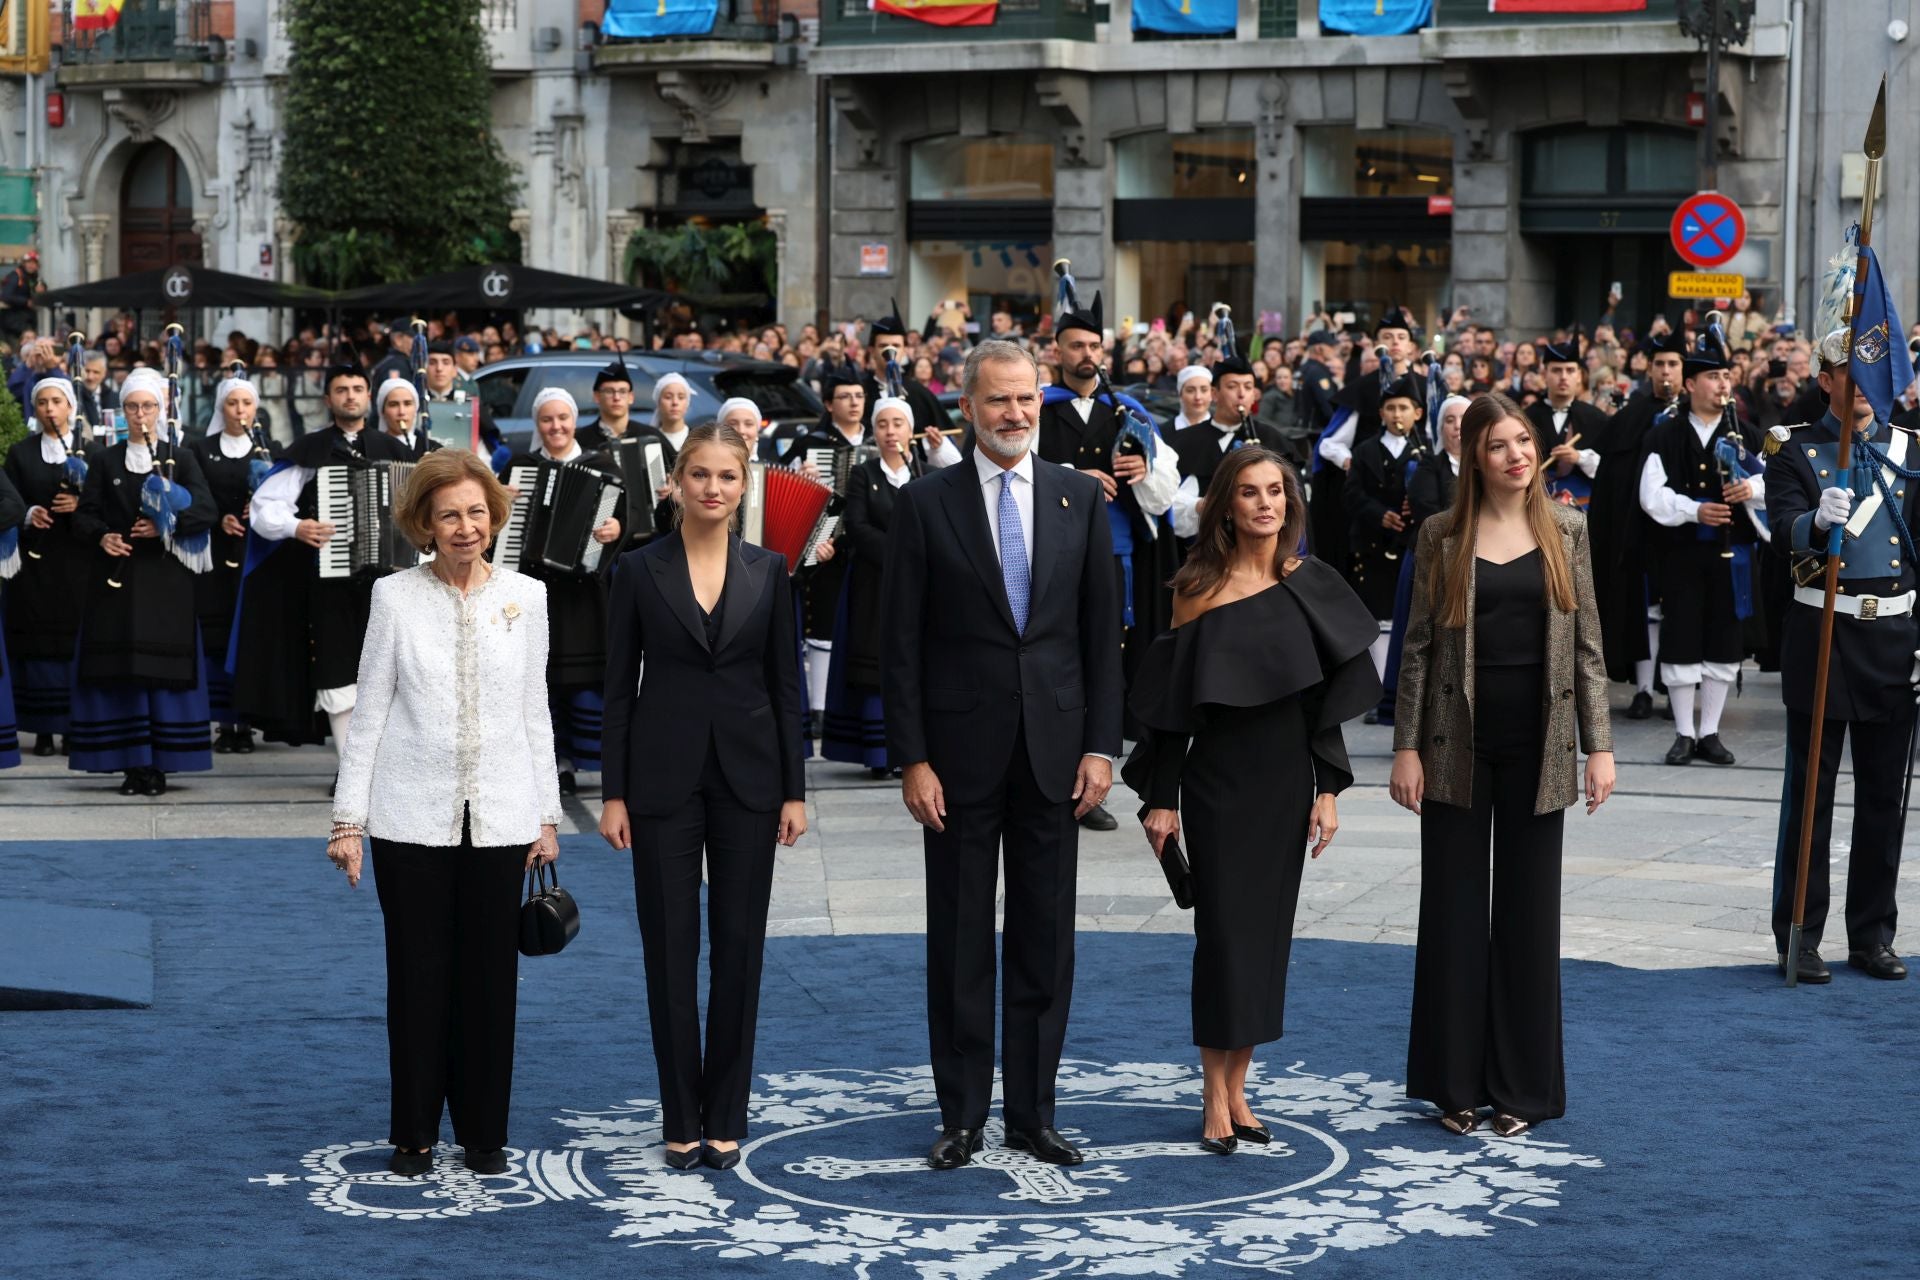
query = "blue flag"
(1131, 0, 1234, 35)
(1849, 245, 1913, 426)
(1319, 0, 1432, 35)
(603, 0, 719, 39)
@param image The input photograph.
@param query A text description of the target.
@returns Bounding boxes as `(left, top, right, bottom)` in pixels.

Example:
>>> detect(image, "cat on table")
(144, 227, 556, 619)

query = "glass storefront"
(1115, 130, 1256, 199)
(1300, 240, 1452, 328)
(908, 239, 1054, 336)
(908, 135, 1055, 202)
(1112, 131, 1257, 335)
(1303, 126, 1453, 198)
(1299, 126, 1455, 329)
(907, 134, 1056, 332)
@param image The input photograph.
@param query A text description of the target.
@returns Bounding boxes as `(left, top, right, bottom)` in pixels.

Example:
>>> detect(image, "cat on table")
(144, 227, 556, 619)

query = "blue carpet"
(1, 836, 1914, 1279)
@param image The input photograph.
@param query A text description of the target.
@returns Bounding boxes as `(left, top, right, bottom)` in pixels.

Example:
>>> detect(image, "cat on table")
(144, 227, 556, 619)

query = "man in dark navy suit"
(883, 339, 1123, 1172)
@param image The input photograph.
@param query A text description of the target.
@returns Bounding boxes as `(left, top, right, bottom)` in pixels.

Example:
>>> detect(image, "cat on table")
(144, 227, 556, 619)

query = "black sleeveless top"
(1474, 548, 1545, 667)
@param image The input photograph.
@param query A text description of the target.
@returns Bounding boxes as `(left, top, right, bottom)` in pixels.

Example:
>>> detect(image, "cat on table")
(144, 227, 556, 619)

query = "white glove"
(1813, 486, 1852, 532)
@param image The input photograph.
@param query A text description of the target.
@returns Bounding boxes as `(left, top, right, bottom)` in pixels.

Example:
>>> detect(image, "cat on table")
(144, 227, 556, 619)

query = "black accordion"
(496, 460, 625, 577)
(612, 436, 669, 540)
(316, 461, 419, 580)
(802, 442, 880, 496)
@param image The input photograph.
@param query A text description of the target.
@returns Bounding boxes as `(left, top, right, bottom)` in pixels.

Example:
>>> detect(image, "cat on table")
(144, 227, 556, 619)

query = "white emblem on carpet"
(263, 1060, 1604, 1271)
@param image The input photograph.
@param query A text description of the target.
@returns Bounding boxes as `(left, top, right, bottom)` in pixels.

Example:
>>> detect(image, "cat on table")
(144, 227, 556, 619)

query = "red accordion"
(740, 463, 840, 574)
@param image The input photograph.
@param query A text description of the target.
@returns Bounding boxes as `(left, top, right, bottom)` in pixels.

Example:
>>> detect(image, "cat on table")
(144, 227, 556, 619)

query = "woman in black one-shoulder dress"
(1124, 447, 1379, 1155)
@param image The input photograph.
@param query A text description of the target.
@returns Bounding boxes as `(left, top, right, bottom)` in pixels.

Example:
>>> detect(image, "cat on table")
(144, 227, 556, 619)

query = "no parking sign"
(1670, 192, 1747, 270)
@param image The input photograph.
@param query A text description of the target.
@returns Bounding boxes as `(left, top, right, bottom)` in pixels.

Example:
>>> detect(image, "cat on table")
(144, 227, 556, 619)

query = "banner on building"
(1487, 0, 1648, 12)
(1319, 0, 1432, 35)
(602, 0, 719, 39)
(71, 0, 128, 33)
(872, 0, 999, 28)
(1132, 0, 1235, 37)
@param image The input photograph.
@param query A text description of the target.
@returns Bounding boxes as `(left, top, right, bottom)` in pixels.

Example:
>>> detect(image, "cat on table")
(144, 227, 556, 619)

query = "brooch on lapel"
(502, 602, 523, 631)
(1061, 496, 1069, 508)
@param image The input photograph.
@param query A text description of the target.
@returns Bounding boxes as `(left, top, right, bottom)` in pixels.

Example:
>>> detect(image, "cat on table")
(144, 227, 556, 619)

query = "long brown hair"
(1435, 392, 1576, 628)
(1170, 447, 1307, 600)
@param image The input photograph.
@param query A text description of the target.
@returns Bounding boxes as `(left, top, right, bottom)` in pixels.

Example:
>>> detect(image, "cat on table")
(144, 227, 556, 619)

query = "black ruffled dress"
(1122, 557, 1381, 1049)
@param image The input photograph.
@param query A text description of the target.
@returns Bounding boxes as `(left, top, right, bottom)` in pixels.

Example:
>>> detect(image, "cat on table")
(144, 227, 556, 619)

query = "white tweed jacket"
(332, 564, 564, 846)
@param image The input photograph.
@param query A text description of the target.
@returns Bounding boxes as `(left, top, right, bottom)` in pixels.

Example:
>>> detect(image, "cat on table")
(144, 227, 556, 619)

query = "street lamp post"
(1679, 0, 1755, 193)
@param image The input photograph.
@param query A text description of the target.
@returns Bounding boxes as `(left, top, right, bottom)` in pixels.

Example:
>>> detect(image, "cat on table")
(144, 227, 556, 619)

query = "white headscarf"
(118, 368, 171, 445)
(1176, 365, 1212, 391)
(715, 396, 761, 429)
(1439, 393, 1473, 424)
(30, 376, 77, 462)
(206, 376, 260, 436)
(651, 372, 690, 405)
(871, 396, 913, 425)
(377, 376, 418, 422)
(531, 386, 578, 419)
(29, 374, 77, 416)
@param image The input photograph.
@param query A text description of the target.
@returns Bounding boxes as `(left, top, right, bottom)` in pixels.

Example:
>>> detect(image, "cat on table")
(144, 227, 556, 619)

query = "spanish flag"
(72, 0, 127, 33)
(873, 0, 998, 27)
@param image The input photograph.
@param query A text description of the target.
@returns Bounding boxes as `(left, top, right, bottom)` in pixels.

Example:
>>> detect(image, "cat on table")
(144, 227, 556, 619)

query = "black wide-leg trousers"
(371, 821, 526, 1152)
(924, 734, 1079, 1132)
(630, 742, 779, 1143)
(1407, 665, 1568, 1124)
(1772, 707, 1910, 954)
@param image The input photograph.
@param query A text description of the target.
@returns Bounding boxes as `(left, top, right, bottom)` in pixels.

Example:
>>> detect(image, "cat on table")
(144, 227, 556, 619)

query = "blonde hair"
(394, 449, 513, 553)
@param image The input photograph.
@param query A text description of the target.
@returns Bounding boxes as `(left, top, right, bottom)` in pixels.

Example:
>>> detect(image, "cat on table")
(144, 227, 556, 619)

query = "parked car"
(472, 351, 824, 454)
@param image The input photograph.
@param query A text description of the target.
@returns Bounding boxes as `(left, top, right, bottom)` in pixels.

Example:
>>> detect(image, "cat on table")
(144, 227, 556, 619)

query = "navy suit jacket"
(882, 454, 1123, 806)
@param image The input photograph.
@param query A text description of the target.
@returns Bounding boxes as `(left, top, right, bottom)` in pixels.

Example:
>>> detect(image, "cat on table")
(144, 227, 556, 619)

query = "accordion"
(803, 442, 879, 496)
(496, 460, 625, 577)
(612, 436, 669, 540)
(316, 461, 419, 580)
(740, 463, 837, 574)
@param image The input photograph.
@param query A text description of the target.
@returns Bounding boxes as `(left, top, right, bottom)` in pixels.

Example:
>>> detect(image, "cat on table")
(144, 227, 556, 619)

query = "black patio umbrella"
(37, 265, 334, 311)
(329, 264, 669, 318)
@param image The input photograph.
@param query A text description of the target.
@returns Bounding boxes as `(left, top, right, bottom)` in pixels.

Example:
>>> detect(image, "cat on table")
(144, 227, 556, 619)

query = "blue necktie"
(998, 470, 1030, 634)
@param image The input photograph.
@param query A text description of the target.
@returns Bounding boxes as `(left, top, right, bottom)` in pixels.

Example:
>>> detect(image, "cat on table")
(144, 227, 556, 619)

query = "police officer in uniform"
(1763, 329, 1913, 984)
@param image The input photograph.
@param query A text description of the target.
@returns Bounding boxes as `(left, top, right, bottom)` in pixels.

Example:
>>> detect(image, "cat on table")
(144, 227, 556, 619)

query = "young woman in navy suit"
(599, 424, 808, 1171)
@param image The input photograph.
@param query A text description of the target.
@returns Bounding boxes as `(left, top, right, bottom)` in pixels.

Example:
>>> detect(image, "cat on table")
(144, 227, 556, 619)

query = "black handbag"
(518, 862, 580, 957)
(1158, 835, 1194, 911)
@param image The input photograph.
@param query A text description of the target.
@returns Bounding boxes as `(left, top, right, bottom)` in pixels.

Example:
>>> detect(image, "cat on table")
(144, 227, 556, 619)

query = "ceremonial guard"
(190, 371, 276, 753)
(0, 465, 27, 769)
(1041, 264, 1178, 823)
(1345, 373, 1426, 682)
(498, 388, 622, 794)
(1765, 324, 1914, 984)
(68, 361, 217, 795)
(1524, 336, 1607, 509)
(788, 369, 866, 729)
(1638, 327, 1767, 766)
(231, 363, 412, 757)
(4, 374, 95, 755)
(1169, 347, 1292, 542)
(1590, 333, 1685, 717)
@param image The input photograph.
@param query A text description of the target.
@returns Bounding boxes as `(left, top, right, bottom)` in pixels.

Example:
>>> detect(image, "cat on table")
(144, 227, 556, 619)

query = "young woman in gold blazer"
(1389, 391, 1614, 1138)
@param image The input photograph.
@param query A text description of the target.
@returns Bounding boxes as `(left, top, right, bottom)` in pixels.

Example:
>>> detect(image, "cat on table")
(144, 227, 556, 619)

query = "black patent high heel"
(664, 1144, 703, 1170)
(1440, 1110, 1481, 1135)
(1489, 1114, 1531, 1138)
(1231, 1121, 1272, 1145)
(702, 1144, 741, 1171)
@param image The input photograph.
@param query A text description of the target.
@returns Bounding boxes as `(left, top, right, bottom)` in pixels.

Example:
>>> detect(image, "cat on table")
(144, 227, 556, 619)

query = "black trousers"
(1408, 665, 1567, 1123)
(1771, 707, 1910, 953)
(924, 734, 1079, 1131)
(370, 819, 526, 1151)
(630, 741, 778, 1143)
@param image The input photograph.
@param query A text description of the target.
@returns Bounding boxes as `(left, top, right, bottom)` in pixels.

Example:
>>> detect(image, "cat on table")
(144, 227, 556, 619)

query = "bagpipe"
(1051, 258, 1162, 476)
(113, 324, 210, 587)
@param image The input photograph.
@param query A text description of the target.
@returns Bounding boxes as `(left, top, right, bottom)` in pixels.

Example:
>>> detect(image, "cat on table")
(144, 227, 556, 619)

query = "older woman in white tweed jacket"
(325, 449, 563, 1181)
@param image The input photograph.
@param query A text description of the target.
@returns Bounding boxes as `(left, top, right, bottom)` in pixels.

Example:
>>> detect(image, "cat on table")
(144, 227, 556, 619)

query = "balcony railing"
(820, 0, 1094, 46)
(599, 0, 782, 45)
(64, 0, 218, 65)
(1431, 0, 1677, 25)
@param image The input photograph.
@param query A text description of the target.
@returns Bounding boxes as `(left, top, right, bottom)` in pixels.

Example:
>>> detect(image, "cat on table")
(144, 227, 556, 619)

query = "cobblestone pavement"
(9, 670, 1915, 971)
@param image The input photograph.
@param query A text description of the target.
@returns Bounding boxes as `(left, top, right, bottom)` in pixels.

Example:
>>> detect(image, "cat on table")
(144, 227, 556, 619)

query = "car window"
(511, 364, 602, 418)
(709, 370, 822, 418)
(475, 365, 528, 418)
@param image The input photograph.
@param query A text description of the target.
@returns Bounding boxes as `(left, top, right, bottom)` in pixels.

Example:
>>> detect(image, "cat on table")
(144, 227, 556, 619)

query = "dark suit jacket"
(882, 456, 1123, 806)
(603, 531, 805, 815)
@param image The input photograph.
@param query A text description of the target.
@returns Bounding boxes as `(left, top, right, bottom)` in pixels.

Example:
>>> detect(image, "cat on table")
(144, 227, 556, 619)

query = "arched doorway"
(118, 142, 201, 274)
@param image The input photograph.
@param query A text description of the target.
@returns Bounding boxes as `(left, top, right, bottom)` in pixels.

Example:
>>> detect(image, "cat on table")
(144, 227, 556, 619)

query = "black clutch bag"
(1158, 836, 1194, 910)
(519, 862, 580, 957)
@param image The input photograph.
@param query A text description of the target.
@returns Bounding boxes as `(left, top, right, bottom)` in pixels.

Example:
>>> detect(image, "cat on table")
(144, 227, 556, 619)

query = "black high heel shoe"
(1231, 1121, 1272, 1145)
(663, 1144, 703, 1170)
(1199, 1133, 1238, 1156)
(389, 1147, 433, 1177)
(702, 1144, 741, 1171)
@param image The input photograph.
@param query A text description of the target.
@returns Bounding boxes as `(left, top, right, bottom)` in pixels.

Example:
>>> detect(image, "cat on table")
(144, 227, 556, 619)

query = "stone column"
(1253, 76, 1296, 332)
(605, 210, 641, 341)
(78, 215, 113, 340)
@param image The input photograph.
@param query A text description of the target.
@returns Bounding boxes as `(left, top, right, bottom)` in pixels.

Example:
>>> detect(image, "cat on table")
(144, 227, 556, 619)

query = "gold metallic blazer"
(1392, 501, 1612, 814)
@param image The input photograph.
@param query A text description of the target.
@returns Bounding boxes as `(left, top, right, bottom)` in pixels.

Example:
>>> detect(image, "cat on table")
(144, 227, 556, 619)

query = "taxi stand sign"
(1669, 271, 1746, 300)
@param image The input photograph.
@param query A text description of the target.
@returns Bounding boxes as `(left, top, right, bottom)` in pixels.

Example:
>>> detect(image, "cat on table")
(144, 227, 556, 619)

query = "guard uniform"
(1765, 409, 1914, 973)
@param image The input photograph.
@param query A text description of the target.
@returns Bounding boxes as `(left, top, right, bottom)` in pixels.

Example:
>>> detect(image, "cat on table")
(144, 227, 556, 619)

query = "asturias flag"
(1488, 0, 1647, 12)
(1132, 0, 1235, 36)
(1848, 245, 1913, 427)
(873, 0, 998, 27)
(71, 0, 126, 33)
(1319, 0, 1431, 35)
(602, 0, 719, 39)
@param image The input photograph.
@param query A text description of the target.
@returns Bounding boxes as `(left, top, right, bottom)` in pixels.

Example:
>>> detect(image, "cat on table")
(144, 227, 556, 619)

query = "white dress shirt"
(974, 446, 1034, 571)
(250, 426, 373, 543)
(217, 429, 253, 458)
(1317, 413, 1357, 468)
(922, 434, 962, 469)
(332, 565, 563, 846)
(1639, 411, 1767, 527)
(1170, 418, 1264, 538)
(881, 456, 914, 489)
(1548, 402, 1601, 478)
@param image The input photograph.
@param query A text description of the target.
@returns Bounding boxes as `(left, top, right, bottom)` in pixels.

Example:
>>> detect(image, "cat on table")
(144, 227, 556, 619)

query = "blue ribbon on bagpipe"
(224, 458, 310, 678)
(1042, 382, 1165, 628)
(1311, 406, 1354, 476)
(1700, 435, 1761, 620)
